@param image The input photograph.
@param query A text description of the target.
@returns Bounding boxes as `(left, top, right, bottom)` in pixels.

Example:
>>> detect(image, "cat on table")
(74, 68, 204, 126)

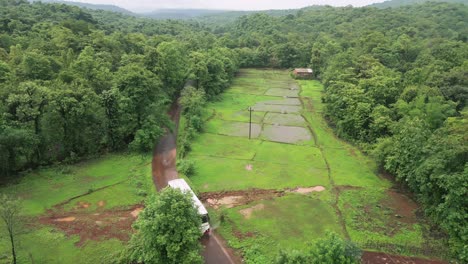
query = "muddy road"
(152, 102, 239, 264)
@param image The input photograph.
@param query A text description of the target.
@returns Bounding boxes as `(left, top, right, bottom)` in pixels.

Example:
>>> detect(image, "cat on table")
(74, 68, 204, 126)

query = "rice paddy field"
(184, 69, 448, 263)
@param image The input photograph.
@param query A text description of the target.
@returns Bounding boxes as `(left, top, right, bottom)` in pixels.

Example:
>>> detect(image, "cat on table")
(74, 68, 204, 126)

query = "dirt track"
(152, 101, 240, 264)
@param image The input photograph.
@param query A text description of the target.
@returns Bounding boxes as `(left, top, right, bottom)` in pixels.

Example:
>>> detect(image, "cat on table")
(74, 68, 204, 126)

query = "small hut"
(293, 68, 313, 79)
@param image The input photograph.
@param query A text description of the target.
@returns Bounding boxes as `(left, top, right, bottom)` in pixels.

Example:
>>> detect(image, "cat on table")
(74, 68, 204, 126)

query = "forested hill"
(0, 0, 238, 175)
(30, 0, 134, 14)
(140, 9, 230, 20)
(370, 0, 467, 8)
(0, 0, 467, 261)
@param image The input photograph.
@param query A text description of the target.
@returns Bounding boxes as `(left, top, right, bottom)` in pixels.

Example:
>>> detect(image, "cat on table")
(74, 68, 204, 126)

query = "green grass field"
(185, 69, 447, 262)
(0, 153, 153, 263)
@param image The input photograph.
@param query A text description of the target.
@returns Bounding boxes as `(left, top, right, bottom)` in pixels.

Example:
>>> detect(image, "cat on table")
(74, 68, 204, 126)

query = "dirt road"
(152, 102, 239, 264)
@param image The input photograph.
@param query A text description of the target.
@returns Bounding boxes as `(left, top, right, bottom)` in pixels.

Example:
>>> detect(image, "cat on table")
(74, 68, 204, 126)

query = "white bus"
(167, 179, 211, 236)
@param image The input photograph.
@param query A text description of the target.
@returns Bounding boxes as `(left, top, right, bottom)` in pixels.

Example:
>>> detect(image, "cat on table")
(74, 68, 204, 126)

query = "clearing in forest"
(184, 69, 448, 262)
(0, 154, 153, 263)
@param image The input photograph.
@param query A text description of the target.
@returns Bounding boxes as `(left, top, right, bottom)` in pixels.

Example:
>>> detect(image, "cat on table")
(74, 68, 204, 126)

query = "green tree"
(155, 41, 188, 99)
(5, 82, 48, 136)
(415, 114, 468, 260)
(46, 86, 104, 158)
(0, 194, 22, 264)
(123, 188, 203, 264)
(19, 51, 53, 80)
(0, 60, 10, 83)
(115, 63, 165, 128)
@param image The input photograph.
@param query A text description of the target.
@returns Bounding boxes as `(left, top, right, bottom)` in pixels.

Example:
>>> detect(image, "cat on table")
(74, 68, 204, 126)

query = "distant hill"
(369, 0, 467, 8)
(192, 6, 327, 25)
(31, 0, 134, 14)
(140, 9, 231, 20)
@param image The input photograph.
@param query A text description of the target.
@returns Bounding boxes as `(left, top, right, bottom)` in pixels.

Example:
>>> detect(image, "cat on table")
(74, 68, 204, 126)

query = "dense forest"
(0, 0, 238, 174)
(0, 0, 467, 261)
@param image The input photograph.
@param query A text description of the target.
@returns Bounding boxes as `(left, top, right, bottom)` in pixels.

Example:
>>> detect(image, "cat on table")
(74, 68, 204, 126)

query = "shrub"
(275, 232, 361, 264)
(176, 159, 195, 177)
(309, 232, 361, 264)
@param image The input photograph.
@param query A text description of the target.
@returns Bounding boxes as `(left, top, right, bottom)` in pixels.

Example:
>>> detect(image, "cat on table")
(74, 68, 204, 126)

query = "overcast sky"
(71, 0, 388, 12)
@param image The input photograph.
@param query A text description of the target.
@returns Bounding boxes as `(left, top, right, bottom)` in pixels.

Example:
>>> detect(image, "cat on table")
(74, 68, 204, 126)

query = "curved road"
(152, 102, 239, 264)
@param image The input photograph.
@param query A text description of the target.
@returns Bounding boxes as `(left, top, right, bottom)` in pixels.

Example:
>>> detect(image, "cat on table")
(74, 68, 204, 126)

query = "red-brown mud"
(39, 204, 142, 246)
(382, 190, 419, 224)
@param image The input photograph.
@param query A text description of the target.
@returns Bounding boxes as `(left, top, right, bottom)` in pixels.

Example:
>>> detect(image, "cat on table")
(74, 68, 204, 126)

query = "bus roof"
(168, 179, 208, 215)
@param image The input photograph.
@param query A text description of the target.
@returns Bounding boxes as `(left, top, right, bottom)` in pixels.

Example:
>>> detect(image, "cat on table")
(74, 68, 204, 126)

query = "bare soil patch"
(382, 190, 419, 224)
(261, 125, 311, 144)
(207, 196, 243, 209)
(289, 186, 325, 194)
(98, 200, 106, 207)
(200, 189, 286, 209)
(130, 207, 143, 218)
(77, 201, 91, 209)
(54, 216, 76, 222)
(362, 251, 447, 264)
(202, 186, 327, 209)
(239, 204, 265, 219)
(39, 204, 142, 246)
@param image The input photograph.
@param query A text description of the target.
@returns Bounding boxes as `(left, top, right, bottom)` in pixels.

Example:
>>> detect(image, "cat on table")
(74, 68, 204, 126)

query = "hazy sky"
(72, 0, 387, 12)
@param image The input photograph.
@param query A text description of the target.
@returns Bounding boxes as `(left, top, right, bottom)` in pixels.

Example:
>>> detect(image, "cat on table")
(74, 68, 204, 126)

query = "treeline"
(209, 2, 468, 260)
(0, 0, 238, 177)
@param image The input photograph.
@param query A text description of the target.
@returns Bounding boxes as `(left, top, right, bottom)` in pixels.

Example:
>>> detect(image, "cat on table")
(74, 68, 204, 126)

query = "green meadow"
(0, 154, 153, 263)
(185, 69, 446, 262)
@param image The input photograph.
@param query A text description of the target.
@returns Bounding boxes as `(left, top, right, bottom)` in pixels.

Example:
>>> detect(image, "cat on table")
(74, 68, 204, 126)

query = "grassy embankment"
(184, 69, 446, 262)
(0, 154, 153, 263)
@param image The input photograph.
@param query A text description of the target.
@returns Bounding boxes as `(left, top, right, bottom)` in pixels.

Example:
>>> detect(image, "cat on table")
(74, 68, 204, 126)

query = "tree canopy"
(122, 188, 203, 264)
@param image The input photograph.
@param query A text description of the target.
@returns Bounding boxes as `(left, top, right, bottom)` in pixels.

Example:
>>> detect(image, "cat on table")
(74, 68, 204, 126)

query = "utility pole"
(249, 107, 252, 139)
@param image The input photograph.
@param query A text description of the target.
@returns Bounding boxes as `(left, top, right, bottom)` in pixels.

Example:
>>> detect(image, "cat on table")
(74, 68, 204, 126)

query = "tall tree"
(123, 188, 203, 264)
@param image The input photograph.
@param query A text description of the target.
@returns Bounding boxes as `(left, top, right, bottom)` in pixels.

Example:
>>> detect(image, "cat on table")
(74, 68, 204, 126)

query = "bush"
(189, 115, 203, 132)
(309, 232, 361, 264)
(177, 159, 195, 177)
(275, 232, 361, 264)
(276, 250, 309, 264)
